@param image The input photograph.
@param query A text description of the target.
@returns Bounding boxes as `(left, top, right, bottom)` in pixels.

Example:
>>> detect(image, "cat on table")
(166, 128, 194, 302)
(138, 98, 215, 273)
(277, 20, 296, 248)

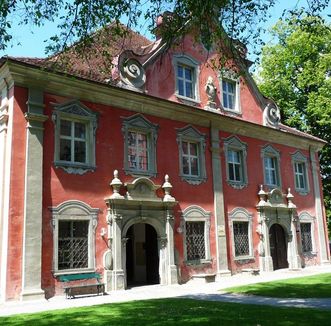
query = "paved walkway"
(1, 265, 331, 317)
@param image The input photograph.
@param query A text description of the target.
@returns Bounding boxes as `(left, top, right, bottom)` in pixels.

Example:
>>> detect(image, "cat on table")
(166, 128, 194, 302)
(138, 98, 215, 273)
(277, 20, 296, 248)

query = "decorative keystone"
(287, 188, 296, 208)
(110, 170, 124, 199)
(162, 174, 175, 202)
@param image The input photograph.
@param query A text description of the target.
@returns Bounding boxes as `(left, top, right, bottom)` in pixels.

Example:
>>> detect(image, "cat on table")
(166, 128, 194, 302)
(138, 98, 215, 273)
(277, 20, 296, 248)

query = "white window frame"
(219, 69, 241, 113)
(291, 151, 310, 195)
(176, 125, 207, 185)
(299, 212, 316, 255)
(261, 145, 281, 189)
(223, 136, 248, 189)
(173, 55, 200, 103)
(122, 114, 158, 177)
(229, 208, 253, 260)
(50, 200, 99, 275)
(181, 205, 211, 265)
(52, 100, 98, 175)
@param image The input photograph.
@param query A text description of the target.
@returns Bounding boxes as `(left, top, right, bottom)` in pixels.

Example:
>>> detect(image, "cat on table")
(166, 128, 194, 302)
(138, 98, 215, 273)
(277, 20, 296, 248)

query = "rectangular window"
(185, 221, 205, 261)
(295, 162, 307, 190)
(264, 156, 278, 186)
(59, 119, 87, 164)
(177, 64, 194, 99)
(301, 223, 313, 253)
(233, 222, 250, 257)
(228, 149, 242, 182)
(58, 220, 89, 270)
(182, 141, 199, 177)
(222, 80, 236, 110)
(128, 131, 148, 171)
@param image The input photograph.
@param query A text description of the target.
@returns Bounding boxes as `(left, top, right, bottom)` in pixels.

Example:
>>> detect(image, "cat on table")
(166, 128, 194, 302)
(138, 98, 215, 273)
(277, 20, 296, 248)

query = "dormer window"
(173, 55, 200, 102)
(177, 64, 194, 98)
(220, 70, 241, 113)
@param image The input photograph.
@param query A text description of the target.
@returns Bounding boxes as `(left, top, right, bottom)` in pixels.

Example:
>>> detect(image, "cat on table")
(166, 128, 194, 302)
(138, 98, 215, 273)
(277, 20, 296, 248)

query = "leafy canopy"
(257, 12, 331, 233)
(0, 0, 329, 56)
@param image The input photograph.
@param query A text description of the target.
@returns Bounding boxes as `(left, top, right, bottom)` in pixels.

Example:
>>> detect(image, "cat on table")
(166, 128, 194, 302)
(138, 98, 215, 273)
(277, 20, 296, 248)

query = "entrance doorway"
(269, 223, 288, 270)
(126, 223, 159, 287)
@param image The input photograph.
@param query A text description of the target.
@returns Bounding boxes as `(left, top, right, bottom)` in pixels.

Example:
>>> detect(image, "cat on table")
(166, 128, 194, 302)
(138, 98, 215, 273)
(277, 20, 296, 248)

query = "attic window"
(173, 55, 200, 103)
(220, 70, 241, 113)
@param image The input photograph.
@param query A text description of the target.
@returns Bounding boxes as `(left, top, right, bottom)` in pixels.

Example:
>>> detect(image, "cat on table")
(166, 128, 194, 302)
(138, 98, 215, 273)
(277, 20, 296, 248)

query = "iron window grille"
(233, 221, 249, 257)
(58, 220, 89, 270)
(185, 221, 206, 261)
(301, 223, 313, 253)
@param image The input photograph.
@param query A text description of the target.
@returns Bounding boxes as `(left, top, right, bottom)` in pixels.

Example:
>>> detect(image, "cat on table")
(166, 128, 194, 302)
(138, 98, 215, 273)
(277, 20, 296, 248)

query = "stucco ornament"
(263, 102, 281, 127)
(204, 76, 217, 110)
(120, 58, 146, 90)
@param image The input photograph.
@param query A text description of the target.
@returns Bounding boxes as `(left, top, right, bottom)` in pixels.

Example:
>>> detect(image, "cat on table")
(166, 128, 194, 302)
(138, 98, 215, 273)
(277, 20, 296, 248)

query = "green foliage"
(257, 13, 331, 235)
(0, 0, 329, 56)
(224, 273, 331, 298)
(2, 298, 331, 325)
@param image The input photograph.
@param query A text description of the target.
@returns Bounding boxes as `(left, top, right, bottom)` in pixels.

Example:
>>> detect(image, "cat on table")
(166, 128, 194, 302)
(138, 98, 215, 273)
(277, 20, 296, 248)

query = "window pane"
(128, 131, 136, 146)
(190, 157, 199, 176)
(177, 65, 183, 78)
(186, 221, 205, 261)
(184, 67, 192, 80)
(185, 81, 193, 98)
(233, 222, 249, 256)
(182, 156, 189, 175)
(182, 141, 188, 154)
(223, 93, 228, 108)
(60, 139, 71, 161)
(178, 79, 184, 96)
(74, 122, 86, 139)
(60, 120, 71, 136)
(74, 141, 86, 163)
(189, 142, 198, 156)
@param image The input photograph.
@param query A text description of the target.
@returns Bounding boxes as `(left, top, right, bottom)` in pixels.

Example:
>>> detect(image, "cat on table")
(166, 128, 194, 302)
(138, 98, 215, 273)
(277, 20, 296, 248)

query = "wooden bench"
(58, 273, 106, 299)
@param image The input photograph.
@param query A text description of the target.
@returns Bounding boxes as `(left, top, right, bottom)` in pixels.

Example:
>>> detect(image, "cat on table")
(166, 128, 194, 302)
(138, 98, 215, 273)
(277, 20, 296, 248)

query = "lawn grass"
(223, 273, 331, 298)
(1, 298, 331, 326)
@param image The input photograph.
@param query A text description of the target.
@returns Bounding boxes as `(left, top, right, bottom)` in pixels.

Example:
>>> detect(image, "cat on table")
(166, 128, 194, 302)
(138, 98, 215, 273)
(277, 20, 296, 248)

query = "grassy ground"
(223, 273, 331, 298)
(1, 298, 331, 326)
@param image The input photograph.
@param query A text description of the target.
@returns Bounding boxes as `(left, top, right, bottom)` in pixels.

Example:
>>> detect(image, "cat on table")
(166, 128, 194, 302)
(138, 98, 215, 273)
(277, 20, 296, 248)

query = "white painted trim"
(229, 208, 254, 260)
(50, 200, 99, 274)
(0, 83, 13, 303)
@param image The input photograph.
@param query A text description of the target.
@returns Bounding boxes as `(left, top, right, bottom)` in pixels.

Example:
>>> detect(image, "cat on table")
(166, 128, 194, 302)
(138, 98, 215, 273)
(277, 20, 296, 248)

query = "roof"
(4, 25, 152, 85)
(0, 25, 326, 146)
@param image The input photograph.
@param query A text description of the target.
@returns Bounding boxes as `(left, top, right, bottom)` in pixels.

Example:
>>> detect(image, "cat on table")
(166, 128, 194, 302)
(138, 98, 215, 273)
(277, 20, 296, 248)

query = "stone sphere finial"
(109, 169, 124, 199)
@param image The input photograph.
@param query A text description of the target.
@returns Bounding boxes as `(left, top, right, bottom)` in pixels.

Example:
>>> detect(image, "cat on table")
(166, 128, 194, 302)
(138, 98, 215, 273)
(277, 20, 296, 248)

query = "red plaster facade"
(0, 27, 329, 302)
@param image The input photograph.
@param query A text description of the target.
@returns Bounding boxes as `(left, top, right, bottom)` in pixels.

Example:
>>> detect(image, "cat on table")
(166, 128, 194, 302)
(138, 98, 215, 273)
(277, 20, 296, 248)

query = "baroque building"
(0, 19, 329, 302)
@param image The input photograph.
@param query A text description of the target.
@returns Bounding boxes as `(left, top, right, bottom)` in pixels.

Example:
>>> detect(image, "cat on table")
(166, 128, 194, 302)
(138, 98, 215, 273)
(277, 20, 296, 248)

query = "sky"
(0, 0, 330, 60)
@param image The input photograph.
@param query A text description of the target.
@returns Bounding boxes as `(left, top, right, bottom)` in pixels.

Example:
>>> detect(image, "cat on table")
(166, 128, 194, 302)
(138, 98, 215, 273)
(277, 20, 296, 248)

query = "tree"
(0, 0, 329, 57)
(257, 13, 331, 234)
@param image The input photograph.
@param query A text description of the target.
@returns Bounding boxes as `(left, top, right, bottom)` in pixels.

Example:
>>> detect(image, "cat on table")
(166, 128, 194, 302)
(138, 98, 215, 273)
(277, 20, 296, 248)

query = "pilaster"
(309, 148, 329, 263)
(165, 209, 178, 284)
(0, 81, 11, 303)
(21, 88, 47, 300)
(210, 124, 230, 277)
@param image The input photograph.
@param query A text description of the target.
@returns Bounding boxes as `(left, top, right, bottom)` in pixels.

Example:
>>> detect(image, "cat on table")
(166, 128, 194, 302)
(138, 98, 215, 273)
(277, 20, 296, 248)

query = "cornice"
(1, 60, 325, 151)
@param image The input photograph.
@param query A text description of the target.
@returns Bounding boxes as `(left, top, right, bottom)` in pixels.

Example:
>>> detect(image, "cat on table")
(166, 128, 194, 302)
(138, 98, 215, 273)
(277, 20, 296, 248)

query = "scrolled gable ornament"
(263, 102, 281, 127)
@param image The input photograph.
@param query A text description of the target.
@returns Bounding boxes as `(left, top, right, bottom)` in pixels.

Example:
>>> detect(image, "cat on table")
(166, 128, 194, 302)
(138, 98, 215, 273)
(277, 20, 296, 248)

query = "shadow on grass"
(1, 298, 331, 326)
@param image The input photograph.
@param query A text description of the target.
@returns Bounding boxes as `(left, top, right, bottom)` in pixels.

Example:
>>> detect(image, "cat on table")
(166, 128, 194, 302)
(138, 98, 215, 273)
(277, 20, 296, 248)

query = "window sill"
(295, 189, 310, 196)
(184, 259, 212, 266)
(53, 268, 95, 276)
(234, 255, 254, 261)
(302, 251, 317, 257)
(175, 94, 200, 106)
(124, 168, 157, 178)
(227, 180, 248, 189)
(54, 161, 96, 175)
(180, 175, 207, 185)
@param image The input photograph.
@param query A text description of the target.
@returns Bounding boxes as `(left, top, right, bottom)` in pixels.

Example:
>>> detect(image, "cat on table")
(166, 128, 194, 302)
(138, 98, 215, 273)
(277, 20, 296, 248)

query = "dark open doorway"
(269, 223, 288, 270)
(126, 223, 159, 287)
